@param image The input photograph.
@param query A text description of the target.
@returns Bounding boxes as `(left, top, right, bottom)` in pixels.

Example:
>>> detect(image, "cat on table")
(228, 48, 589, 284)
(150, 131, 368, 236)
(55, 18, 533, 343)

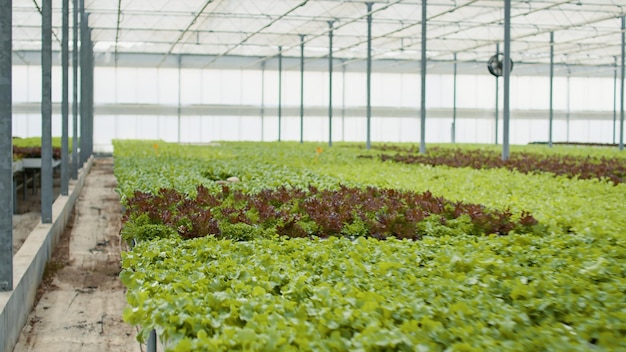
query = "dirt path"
(13, 158, 141, 352)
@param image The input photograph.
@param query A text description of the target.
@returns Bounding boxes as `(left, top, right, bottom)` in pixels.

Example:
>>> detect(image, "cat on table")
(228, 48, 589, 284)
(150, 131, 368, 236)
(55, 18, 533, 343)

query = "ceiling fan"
(487, 53, 514, 77)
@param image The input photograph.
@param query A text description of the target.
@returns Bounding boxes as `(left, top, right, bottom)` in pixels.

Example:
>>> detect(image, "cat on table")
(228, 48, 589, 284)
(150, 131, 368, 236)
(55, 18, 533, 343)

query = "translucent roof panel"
(11, 0, 626, 76)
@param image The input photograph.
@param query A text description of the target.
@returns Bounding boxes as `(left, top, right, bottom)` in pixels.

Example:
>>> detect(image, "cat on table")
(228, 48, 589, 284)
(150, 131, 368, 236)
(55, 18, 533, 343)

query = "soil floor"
(12, 158, 142, 352)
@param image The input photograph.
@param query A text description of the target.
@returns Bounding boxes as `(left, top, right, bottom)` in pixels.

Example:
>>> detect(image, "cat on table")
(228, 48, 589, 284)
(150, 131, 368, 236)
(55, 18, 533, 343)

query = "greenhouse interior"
(1, 0, 626, 351)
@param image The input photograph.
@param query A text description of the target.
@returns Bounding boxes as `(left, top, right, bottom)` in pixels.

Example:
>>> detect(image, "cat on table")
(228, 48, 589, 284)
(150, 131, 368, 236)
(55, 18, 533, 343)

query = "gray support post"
(419, 0, 427, 154)
(341, 62, 346, 142)
(495, 43, 499, 145)
(299, 34, 305, 144)
(328, 21, 334, 147)
(80, 12, 89, 164)
(85, 28, 91, 158)
(566, 73, 570, 142)
(261, 61, 265, 141)
(147, 329, 157, 352)
(619, 16, 626, 150)
(0, 0, 13, 292)
(502, 0, 511, 160)
(41, 0, 53, 224)
(177, 55, 182, 143)
(366, 2, 373, 149)
(87, 29, 94, 157)
(548, 32, 554, 148)
(278, 46, 282, 142)
(452, 53, 457, 144)
(614, 57, 618, 145)
(61, 0, 69, 195)
(72, 0, 79, 179)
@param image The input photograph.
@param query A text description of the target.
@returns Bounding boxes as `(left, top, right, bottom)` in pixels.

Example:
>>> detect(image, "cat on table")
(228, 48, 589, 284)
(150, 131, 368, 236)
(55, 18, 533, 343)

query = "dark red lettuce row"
(123, 184, 540, 241)
(365, 146, 625, 185)
(13, 146, 63, 160)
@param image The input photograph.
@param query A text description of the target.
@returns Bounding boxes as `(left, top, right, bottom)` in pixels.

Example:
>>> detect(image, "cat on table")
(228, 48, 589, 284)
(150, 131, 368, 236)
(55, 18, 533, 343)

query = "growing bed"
(114, 141, 626, 351)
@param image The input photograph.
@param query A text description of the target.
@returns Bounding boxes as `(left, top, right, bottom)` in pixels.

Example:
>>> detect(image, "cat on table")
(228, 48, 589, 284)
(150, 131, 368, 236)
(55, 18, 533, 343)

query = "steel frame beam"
(0, 0, 13, 292)
(41, 0, 53, 224)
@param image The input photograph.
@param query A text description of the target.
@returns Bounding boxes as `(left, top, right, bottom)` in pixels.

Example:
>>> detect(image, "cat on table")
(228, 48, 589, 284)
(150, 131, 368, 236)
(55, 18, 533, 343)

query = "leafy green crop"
(121, 234, 626, 351)
(114, 140, 626, 351)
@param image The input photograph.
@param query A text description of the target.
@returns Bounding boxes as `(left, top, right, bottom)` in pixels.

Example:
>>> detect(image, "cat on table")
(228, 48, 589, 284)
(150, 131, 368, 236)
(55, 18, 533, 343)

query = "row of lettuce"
(13, 137, 71, 160)
(114, 140, 626, 351)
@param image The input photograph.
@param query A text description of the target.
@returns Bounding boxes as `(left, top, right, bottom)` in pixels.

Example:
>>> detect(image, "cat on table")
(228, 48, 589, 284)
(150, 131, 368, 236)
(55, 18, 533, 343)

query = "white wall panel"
(157, 68, 179, 105)
(95, 67, 116, 104)
(136, 68, 159, 104)
(26, 65, 42, 103)
(180, 69, 202, 104)
(10, 64, 621, 151)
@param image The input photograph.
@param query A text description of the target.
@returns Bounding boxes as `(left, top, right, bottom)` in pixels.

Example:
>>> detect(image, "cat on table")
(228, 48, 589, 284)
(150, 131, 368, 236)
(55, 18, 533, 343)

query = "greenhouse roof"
(11, 0, 626, 76)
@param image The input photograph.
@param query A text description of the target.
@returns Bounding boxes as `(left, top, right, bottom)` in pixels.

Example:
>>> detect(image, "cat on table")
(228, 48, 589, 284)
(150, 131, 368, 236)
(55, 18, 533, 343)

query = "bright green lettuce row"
(113, 140, 350, 202)
(13, 136, 74, 149)
(121, 234, 626, 352)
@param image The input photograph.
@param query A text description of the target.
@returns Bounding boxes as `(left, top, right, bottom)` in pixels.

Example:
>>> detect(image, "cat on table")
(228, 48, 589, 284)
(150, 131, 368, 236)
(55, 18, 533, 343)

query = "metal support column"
(328, 21, 334, 147)
(261, 61, 265, 141)
(452, 52, 457, 144)
(61, 0, 69, 195)
(80, 12, 89, 164)
(614, 57, 618, 145)
(502, 0, 511, 160)
(87, 28, 94, 157)
(278, 47, 283, 142)
(366, 2, 373, 149)
(72, 0, 79, 179)
(566, 72, 570, 142)
(419, 0, 427, 154)
(0, 0, 13, 292)
(341, 61, 346, 142)
(177, 55, 182, 143)
(548, 32, 554, 147)
(619, 16, 626, 150)
(41, 0, 53, 224)
(299, 34, 305, 144)
(147, 329, 157, 352)
(495, 43, 499, 145)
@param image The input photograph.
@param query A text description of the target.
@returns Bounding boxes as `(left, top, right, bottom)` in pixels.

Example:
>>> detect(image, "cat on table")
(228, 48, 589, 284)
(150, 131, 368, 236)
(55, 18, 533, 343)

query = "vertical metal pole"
(452, 52, 457, 144)
(261, 61, 265, 142)
(41, 0, 53, 224)
(614, 56, 618, 145)
(72, 0, 79, 179)
(84, 28, 92, 158)
(502, 0, 511, 160)
(87, 29, 94, 157)
(341, 61, 346, 142)
(299, 34, 305, 144)
(61, 0, 69, 195)
(0, 0, 13, 292)
(80, 12, 88, 164)
(566, 72, 570, 142)
(328, 21, 334, 147)
(278, 47, 282, 142)
(366, 2, 373, 149)
(147, 329, 157, 352)
(619, 16, 626, 150)
(177, 55, 182, 143)
(548, 32, 554, 148)
(495, 43, 499, 145)
(419, 0, 427, 154)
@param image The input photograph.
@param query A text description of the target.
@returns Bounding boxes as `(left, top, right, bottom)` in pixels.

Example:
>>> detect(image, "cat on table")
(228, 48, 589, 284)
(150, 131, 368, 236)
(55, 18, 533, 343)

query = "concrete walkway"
(13, 158, 140, 352)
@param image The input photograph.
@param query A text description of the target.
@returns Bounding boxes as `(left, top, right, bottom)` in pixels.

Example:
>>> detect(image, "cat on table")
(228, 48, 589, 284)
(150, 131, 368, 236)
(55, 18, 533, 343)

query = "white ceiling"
(11, 0, 626, 76)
